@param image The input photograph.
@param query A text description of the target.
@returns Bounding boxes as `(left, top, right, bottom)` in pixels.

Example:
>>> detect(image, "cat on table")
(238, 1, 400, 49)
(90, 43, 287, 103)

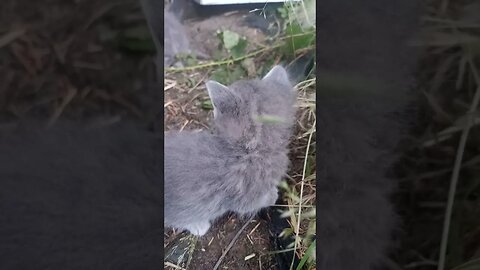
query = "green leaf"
(283, 22, 315, 56)
(176, 53, 199, 67)
(222, 30, 240, 50)
(296, 240, 316, 270)
(277, 6, 288, 19)
(230, 38, 248, 58)
(210, 68, 230, 85)
(201, 99, 213, 110)
(217, 30, 248, 59)
(229, 65, 245, 82)
(210, 65, 246, 85)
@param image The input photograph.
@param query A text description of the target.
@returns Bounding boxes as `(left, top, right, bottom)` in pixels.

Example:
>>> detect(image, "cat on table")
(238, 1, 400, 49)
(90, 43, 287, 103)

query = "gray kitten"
(164, 65, 296, 235)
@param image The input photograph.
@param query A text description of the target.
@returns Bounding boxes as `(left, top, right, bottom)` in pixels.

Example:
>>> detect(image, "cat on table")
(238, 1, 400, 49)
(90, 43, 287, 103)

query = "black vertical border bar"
(159, 1, 165, 265)
(159, 1, 165, 266)
(314, 0, 320, 265)
(139, 0, 165, 266)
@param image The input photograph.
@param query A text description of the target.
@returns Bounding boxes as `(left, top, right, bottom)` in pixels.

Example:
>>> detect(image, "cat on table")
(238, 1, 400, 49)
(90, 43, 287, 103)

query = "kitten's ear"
(262, 65, 291, 87)
(206, 80, 237, 117)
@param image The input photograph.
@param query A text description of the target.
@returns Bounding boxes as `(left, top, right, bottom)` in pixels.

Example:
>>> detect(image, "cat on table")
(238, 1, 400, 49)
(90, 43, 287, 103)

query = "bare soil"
(184, 10, 270, 59)
(164, 214, 277, 270)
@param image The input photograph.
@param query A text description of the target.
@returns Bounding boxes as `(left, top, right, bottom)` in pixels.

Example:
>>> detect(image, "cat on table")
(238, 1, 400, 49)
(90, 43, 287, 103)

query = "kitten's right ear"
(263, 65, 291, 87)
(206, 81, 237, 117)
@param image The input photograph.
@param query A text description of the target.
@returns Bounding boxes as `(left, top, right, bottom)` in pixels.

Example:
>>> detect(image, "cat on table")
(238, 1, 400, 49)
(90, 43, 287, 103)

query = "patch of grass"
(276, 2, 316, 269)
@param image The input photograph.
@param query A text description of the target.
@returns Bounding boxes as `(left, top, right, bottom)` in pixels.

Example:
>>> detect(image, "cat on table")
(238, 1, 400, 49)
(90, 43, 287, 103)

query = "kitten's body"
(317, 1, 421, 269)
(0, 123, 162, 269)
(164, 66, 296, 235)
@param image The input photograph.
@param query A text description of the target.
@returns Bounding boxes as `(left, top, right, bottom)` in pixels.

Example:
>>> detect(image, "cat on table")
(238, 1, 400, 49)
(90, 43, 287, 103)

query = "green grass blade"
(295, 239, 316, 270)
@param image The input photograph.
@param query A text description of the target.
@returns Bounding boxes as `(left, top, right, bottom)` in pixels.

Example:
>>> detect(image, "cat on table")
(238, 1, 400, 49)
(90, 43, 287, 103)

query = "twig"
(437, 55, 480, 270)
(164, 28, 314, 73)
(165, 45, 281, 73)
(212, 216, 254, 270)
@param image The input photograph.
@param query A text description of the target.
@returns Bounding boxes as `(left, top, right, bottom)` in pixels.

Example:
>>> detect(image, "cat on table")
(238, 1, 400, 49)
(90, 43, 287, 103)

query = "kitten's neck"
(211, 128, 291, 154)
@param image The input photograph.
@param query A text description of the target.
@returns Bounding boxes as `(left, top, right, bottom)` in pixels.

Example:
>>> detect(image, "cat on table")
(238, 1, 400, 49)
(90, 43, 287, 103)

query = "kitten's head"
(206, 65, 296, 150)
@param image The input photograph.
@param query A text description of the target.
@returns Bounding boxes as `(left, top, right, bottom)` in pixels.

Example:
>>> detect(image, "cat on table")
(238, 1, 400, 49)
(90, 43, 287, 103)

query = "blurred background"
(0, 0, 159, 129)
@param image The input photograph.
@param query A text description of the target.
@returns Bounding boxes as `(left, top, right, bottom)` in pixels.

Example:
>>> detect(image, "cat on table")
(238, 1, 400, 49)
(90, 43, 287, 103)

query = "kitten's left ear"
(206, 80, 238, 118)
(262, 65, 291, 87)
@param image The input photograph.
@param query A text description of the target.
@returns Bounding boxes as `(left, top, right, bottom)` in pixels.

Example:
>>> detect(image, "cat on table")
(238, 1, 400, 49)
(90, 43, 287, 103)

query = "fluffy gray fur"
(317, 1, 421, 269)
(164, 65, 296, 235)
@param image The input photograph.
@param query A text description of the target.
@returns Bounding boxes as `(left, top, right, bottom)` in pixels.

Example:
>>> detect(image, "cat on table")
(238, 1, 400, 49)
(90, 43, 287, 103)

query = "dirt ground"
(165, 214, 278, 270)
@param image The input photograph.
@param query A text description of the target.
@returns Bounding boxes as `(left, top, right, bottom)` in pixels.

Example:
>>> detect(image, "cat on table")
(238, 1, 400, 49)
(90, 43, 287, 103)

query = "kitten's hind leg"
(185, 221, 211, 236)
